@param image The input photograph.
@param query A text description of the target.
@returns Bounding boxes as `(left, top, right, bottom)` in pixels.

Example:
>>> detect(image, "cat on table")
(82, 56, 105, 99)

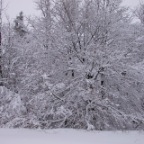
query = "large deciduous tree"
(1, 0, 144, 130)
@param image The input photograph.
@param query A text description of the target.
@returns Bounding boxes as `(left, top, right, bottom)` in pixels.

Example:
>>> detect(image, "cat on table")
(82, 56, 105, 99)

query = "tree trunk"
(0, 0, 3, 86)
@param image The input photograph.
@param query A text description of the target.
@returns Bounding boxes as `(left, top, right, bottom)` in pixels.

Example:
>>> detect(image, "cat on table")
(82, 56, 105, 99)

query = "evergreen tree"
(14, 12, 27, 37)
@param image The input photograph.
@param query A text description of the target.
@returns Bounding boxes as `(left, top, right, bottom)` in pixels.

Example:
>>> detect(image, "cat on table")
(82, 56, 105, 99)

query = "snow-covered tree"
(14, 12, 27, 37)
(1, 0, 144, 130)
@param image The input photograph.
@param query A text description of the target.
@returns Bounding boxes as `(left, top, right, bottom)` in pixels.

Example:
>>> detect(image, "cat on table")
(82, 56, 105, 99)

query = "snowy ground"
(0, 129, 144, 144)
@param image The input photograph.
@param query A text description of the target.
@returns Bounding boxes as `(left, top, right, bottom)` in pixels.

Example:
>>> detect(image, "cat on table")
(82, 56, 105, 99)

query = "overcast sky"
(3, 0, 144, 21)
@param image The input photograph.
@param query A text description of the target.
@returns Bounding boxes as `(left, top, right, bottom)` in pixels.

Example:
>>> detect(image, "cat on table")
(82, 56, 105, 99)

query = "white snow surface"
(0, 129, 144, 144)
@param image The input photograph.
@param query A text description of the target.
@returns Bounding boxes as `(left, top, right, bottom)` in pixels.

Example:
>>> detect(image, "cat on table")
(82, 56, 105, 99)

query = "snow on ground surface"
(0, 129, 144, 144)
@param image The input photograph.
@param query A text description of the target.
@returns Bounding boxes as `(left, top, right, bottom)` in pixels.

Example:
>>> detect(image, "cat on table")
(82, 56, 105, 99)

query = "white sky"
(2, 0, 144, 21)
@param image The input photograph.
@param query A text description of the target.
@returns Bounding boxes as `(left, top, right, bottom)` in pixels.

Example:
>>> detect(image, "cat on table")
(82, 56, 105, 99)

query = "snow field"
(0, 129, 144, 144)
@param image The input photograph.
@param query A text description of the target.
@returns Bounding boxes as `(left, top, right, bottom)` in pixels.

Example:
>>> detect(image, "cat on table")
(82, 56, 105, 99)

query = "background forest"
(0, 0, 144, 130)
